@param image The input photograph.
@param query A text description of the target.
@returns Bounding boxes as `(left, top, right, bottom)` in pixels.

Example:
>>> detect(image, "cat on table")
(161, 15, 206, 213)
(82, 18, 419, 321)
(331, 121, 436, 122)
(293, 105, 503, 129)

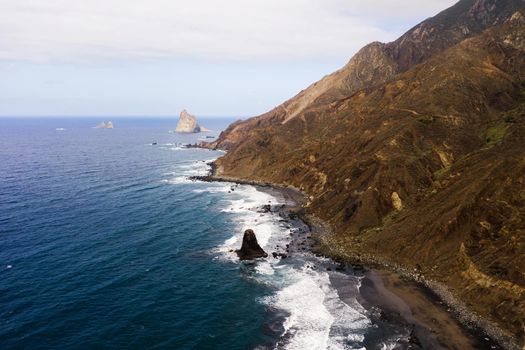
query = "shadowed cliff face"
(203, 1, 525, 345)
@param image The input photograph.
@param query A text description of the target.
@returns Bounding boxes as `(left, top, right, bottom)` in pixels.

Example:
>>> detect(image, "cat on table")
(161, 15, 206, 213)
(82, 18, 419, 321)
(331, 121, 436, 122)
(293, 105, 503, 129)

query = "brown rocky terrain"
(202, 0, 525, 346)
(207, 0, 525, 149)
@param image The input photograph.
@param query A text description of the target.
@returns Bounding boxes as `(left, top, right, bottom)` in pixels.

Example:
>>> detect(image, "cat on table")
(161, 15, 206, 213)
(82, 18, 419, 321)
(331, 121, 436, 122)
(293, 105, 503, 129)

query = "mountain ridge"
(206, 0, 525, 150)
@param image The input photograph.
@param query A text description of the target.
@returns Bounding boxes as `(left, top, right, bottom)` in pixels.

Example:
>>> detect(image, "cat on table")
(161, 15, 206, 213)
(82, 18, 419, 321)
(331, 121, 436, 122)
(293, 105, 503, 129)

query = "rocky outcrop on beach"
(236, 229, 268, 260)
(95, 121, 114, 129)
(175, 109, 209, 133)
(202, 0, 525, 345)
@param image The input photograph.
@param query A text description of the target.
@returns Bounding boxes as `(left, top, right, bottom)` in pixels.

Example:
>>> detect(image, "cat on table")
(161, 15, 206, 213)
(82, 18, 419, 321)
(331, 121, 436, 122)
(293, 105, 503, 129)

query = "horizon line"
(0, 115, 246, 119)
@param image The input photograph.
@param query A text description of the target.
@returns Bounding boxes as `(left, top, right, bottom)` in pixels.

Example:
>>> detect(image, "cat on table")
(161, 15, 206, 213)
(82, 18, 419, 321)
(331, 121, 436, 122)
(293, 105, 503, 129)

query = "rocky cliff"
(203, 0, 525, 346)
(207, 0, 524, 149)
(175, 109, 207, 133)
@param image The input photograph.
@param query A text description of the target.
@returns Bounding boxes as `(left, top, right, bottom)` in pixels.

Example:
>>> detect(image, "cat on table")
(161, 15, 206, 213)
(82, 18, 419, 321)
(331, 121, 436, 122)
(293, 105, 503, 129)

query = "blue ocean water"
(0, 118, 279, 349)
(0, 117, 410, 350)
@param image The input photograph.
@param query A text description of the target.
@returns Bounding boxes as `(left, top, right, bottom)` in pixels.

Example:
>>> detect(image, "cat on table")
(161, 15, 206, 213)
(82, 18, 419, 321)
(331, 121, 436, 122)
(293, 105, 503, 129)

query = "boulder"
(272, 252, 288, 259)
(236, 229, 268, 260)
(257, 204, 272, 213)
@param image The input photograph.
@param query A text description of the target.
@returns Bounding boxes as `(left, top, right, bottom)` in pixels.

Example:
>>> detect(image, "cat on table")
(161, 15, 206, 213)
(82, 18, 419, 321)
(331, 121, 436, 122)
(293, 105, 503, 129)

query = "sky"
(0, 0, 458, 118)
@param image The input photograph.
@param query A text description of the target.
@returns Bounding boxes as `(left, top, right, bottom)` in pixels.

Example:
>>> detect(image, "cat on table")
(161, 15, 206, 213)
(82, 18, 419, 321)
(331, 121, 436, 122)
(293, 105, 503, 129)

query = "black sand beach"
(192, 168, 508, 349)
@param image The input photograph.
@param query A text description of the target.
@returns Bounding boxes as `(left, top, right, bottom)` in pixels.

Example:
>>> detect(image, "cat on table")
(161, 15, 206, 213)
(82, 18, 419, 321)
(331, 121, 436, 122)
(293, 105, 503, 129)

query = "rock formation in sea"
(95, 121, 114, 129)
(202, 0, 525, 345)
(175, 109, 209, 133)
(236, 229, 268, 260)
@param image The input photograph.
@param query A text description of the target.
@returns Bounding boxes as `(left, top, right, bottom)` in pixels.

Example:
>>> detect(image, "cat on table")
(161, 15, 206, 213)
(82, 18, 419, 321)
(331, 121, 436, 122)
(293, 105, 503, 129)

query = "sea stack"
(236, 229, 268, 260)
(95, 121, 114, 129)
(175, 109, 208, 133)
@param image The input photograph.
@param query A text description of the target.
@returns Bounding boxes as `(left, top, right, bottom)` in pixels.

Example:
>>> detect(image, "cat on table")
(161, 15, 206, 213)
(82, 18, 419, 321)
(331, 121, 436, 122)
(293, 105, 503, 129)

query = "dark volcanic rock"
(272, 252, 288, 259)
(408, 329, 423, 348)
(257, 204, 272, 213)
(236, 229, 268, 260)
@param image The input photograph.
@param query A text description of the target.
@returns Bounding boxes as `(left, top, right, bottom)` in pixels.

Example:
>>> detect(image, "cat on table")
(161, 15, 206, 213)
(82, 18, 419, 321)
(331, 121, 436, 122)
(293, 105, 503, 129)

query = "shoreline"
(191, 165, 517, 349)
(274, 188, 508, 349)
(314, 234, 520, 350)
(357, 270, 504, 349)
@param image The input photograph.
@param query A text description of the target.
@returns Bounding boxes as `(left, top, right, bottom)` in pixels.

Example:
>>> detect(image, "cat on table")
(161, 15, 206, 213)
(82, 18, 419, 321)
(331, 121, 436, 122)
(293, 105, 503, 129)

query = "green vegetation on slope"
(486, 121, 509, 146)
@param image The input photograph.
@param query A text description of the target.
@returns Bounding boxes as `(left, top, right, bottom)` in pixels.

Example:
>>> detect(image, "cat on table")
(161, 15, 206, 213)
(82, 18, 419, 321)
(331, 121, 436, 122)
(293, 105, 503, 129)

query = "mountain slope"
(202, 1, 525, 346)
(207, 0, 525, 150)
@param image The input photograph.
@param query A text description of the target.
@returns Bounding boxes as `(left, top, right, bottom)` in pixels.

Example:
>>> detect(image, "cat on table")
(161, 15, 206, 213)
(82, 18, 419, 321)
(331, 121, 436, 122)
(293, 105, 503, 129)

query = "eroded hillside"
(202, 1, 525, 345)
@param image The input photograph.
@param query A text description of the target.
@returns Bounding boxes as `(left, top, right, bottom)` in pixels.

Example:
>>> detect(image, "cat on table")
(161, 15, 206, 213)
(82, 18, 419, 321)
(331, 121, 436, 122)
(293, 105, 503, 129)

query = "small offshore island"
(94, 121, 114, 129)
(174, 109, 210, 133)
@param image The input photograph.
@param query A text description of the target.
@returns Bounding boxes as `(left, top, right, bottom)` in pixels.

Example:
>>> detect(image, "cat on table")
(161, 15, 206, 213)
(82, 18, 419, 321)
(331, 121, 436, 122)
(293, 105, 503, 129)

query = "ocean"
(0, 117, 426, 349)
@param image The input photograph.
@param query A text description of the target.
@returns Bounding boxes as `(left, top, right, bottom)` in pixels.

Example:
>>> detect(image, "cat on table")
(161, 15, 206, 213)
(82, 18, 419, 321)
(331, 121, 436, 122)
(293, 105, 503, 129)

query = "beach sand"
(355, 269, 502, 349)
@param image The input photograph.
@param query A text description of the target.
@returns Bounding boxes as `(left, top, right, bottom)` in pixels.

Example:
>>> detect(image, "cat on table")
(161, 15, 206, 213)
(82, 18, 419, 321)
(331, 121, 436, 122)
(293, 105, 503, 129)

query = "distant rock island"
(95, 121, 114, 129)
(175, 110, 209, 133)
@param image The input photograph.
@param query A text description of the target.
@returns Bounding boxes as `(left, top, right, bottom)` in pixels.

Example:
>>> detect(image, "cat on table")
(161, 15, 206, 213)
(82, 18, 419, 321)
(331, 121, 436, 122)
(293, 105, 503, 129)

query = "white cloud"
(0, 0, 458, 63)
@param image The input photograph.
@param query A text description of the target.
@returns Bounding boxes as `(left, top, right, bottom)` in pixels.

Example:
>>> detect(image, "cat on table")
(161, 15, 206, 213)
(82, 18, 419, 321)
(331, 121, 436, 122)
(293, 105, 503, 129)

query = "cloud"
(0, 0, 458, 63)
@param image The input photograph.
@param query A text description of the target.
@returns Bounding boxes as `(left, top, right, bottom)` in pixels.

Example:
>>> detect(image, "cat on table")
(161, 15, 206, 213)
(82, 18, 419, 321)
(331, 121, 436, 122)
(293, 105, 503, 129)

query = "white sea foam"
(224, 236, 238, 246)
(263, 266, 369, 350)
(216, 185, 287, 263)
(162, 142, 192, 151)
(215, 180, 370, 349)
(324, 275, 369, 349)
(161, 177, 193, 185)
(272, 271, 334, 350)
(380, 341, 399, 350)
(193, 185, 230, 194)
(177, 163, 206, 170)
(255, 261, 275, 276)
(162, 158, 217, 185)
